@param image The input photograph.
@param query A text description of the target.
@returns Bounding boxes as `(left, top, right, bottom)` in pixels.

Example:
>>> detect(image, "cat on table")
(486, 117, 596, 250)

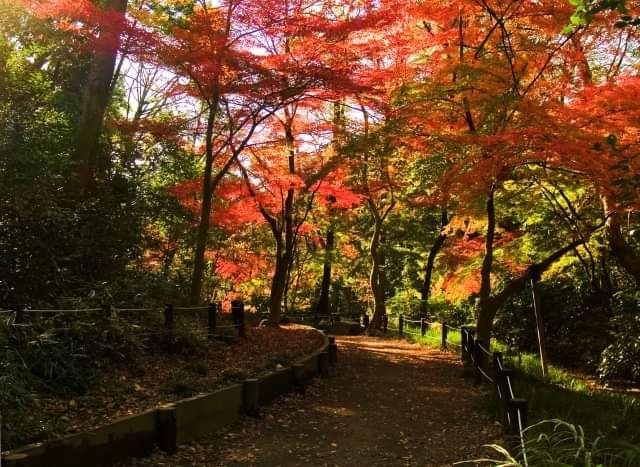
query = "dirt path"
(124, 336, 501, 466)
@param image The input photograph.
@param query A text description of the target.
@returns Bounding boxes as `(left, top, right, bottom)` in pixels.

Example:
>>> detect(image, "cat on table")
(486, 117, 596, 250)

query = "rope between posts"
(173, 306, 210, 311)
(477, 342, 492, 356)
(445, 324, 462, 331)
(506, 375, 515, 399)
(403, 318, 422, 324)
(478, 366, 494, 383)
(517, 408, 529, 467)
(24, 308, 103, 313)
(115, 307, 157, 312)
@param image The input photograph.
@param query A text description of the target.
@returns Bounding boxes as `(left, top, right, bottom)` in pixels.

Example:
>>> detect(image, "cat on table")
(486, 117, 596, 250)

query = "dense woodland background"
(2, 0, 640, 452)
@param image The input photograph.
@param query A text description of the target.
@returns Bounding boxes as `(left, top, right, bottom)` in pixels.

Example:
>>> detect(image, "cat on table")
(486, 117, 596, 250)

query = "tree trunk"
(369, 219, 386, 331)
(268, 117, 296, 323)
(190, 103, 218, 304)
(476, 187, 496, 344)
(602, 192, 640, 285)
(269, 240, 288, 324)
(420, 210, 449, 318)
(75, 0, 128, 190)
(315, 228, 334, 319)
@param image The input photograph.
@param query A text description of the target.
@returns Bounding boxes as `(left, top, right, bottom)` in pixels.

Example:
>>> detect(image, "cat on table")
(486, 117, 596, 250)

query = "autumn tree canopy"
(3, 0, 640, 377)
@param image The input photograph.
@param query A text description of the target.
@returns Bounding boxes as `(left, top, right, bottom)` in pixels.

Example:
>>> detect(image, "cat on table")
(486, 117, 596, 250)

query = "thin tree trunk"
(269, 240, 287, 324)
(190, 103, 218, 304)
(268, 117, 296, 322)
(369, 218, 386, 331)
(315, 228, 334, 319)
(75, 0, 128, 190)
(476, 187, 496, 344)
(420, 210, 449, 318)
(602, 192, 640, 285)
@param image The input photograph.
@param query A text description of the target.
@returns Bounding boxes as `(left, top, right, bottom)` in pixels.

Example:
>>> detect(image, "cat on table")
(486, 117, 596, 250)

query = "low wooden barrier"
(1, 330, 333, 467)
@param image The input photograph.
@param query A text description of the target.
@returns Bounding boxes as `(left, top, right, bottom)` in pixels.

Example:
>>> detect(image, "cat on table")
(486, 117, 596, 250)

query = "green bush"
(598, 291, 640, 383)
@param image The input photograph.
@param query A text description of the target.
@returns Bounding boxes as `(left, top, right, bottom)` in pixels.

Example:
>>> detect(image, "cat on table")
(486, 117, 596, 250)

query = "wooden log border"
(2, 329, 330, 467)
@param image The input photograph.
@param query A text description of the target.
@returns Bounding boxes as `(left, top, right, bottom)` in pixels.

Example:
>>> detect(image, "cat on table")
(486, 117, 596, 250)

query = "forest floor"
(122, 335, 502, 466)
(6, 325, 324, 450)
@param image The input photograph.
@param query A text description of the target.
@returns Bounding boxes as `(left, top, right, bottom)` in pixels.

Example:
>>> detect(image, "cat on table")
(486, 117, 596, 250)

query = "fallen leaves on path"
(121, 335, 502, 466)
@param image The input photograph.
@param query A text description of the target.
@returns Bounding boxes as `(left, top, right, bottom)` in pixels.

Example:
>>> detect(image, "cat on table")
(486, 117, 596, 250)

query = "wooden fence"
(0, 301, 248, 343)
(386, 314, 530, 466)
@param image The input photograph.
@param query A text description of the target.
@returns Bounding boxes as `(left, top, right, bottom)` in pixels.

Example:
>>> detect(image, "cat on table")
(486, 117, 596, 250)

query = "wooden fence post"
(508, 398, 529, 434)
(441, 321, 448, 349)
(363, 314, 370, 329)
(157, 405, 177, 454)
(208, 302, 217, 340)
(474, 339, 486, 385)
(163, 304, 175, 350)
(398, 315, 404, 337)
(328, 336, 338, 365)
(163, 304, 175, 328)
(420, 318, 427, 337)
(382, 314, 388, 333)
(461, 327, 468, 362)
(493, 352, 509, 425)
(101, 304, 112, 324)
(231, 300, 246, 338)
(243, 378, 260, 416)
(319, 351, 330, 377)
(293, 364, 305, 392)
(14, 305, 24, 325)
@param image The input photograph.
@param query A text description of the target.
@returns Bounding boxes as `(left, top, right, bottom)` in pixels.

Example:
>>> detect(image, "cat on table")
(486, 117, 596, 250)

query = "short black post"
(163, 304, 175, 350)
(157, 405, 177, 454)
(441, 321, 448, 349)
(420, 318, 427, 337)
(231, 300, 246, 338)
(363, 314, 370, 329)
(293, 364, 305, 392)
(461, 327, 468, 362)
(208, 302, 217, 340)
(398, 315, 404, 337)
(508, 398, 529, 434)
(328, 336, 338, 365)
(243, 379, 260, 416)
(319, 351, 330, 377)
(474, 339, 486, 385)
(14, 305, 24, 325)
(382, 314, 388, 333)
(101, 304, 112, 323)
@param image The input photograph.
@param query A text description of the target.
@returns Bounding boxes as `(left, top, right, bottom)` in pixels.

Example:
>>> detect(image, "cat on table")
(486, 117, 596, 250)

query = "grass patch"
(498, 348, 640, 446)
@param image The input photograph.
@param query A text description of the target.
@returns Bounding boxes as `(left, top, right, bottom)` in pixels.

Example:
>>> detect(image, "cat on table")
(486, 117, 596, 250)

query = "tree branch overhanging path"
(121, 335, 500, 467)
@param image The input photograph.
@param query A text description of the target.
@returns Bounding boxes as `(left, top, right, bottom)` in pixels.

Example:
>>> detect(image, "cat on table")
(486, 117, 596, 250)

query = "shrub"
(598, 291, 640, 383)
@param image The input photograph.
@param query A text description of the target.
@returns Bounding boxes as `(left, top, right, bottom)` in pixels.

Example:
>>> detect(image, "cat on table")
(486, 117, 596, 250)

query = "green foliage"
(493, 274, 609, 370)
(464, 419, 640, 466)
(598, 291, 640, 382)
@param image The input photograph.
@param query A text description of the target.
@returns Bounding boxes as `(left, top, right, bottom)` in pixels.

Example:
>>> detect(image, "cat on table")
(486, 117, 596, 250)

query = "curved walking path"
(125, 336, 501, 466)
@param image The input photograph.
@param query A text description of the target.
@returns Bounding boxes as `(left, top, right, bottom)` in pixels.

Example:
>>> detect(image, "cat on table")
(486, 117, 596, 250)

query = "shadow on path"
(124, 336, 501, 466)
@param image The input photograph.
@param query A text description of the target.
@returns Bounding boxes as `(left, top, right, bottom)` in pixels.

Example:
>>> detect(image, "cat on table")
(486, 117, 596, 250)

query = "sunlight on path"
(124, 336, 501, 467)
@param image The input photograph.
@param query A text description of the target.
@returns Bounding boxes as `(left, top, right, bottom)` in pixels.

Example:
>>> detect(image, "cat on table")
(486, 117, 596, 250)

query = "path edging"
(1, 328, 330, 467)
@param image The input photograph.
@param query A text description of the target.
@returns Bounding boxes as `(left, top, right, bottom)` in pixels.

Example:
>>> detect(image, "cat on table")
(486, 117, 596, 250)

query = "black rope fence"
(380, 312, 529, 465)
(461, 327, 529, 466)
(0, 301, 248, 341)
